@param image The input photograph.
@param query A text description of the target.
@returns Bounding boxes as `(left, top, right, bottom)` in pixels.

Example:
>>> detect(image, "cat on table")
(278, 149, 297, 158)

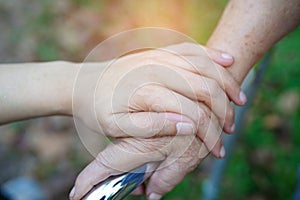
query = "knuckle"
(195, 79, 210, 100)
(152, 116, 164, 133)
(198, 110, 208, 126)
(226, 78, 238, 94)
(189, 104, 207, 127)
(155, 176, 174, 193)
(95, 153, 107, 166)
(95, 111, 115, 136)
(95, 152, 114, 170)
(218, 68, 229, 88)
(101, 118, 118, 137)
(222, 70, 239, 94)
(196, 113, 210, 138)
(227, 105, 235, 121)
(209, 79, 220, 97)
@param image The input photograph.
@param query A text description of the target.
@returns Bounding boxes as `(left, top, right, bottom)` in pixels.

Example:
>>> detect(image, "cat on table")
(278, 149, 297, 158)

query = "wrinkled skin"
(71, 135, 207, 200)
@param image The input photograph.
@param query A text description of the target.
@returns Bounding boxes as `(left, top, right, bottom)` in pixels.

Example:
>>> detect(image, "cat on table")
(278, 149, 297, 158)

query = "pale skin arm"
(0, 61, 77, 124)
(207, 0, 300, 83)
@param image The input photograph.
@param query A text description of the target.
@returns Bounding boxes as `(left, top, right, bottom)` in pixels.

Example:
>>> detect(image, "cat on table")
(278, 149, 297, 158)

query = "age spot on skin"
(244, 34, 250, 38)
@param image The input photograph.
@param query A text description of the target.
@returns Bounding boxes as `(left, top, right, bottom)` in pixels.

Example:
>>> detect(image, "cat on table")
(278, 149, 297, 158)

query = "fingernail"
(176, 122, 194, 135)
(220, 146, 226, 158)
(221, 53, 233, 60)
(69, 187, 75, 198)
(239, 91, 247, 104)
(149, 193, 162, 200)
(230, 123, 236, 132)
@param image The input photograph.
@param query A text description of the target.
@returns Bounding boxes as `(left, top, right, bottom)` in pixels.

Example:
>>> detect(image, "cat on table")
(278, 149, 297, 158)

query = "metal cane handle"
(82, 165, 147, 200)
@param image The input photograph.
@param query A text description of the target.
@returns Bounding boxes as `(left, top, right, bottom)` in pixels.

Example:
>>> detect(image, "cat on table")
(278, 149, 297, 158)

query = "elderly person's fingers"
(69, 135, 207, 200)
(163, 42, 234, 67)
(142, 47, 245, 107)
(131, 184, 145, 195)
(70, 138, 169, 200)
(163, 55, 246, 106)
(145, 137, 205, 200)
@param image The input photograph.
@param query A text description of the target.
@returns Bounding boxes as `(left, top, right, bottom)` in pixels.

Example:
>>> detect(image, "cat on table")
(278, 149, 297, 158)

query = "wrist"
(53, 61, 80, 116)
(71, 61, 107, 119)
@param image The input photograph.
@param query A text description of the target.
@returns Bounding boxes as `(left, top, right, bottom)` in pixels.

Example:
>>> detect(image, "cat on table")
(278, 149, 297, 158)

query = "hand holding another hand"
(70, 43, 246, 199)
(73, 42, 246, 157)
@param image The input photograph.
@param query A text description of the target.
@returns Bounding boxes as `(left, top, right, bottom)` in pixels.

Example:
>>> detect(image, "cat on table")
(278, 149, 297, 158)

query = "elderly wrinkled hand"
(71, 135, 206, 200)
(73, 43, 246, 158)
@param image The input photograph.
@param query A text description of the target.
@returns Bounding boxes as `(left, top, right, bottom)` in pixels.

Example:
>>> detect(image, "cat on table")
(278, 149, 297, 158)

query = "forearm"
(207, 0, 300, 83)
(0, 61, 78, 124)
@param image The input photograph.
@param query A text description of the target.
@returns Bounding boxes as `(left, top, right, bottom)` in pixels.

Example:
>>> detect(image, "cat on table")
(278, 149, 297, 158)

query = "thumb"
(205, 47, 234, 67)
(70, 138, 167, 200)
(112, 112, 196, 138)
(163, 42, 234, 67)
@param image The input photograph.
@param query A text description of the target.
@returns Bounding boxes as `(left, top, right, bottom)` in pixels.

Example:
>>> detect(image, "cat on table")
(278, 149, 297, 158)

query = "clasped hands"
(70, 43, 247, 199)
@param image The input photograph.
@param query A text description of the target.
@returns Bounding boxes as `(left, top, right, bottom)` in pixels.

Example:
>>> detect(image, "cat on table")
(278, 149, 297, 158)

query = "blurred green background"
(0, 0, 299, 199)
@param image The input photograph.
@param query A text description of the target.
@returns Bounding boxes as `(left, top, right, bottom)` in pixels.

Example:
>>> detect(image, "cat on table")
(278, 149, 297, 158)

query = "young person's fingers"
(156, 53, 246, 106)
(176, 55, 246, 105)
(204, 46, 234, 67)
(154, 68, 235, 133)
